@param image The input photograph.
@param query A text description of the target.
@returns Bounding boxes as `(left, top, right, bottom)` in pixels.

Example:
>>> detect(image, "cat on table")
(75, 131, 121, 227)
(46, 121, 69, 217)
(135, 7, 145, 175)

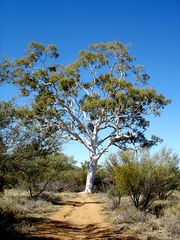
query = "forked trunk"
(84, 159, 97, 193)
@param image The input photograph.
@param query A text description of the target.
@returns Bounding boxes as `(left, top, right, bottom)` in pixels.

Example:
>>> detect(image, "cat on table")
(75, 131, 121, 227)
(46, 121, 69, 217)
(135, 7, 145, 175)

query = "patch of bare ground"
(27, 192, 140, 240)
(3, 190, 178, 239)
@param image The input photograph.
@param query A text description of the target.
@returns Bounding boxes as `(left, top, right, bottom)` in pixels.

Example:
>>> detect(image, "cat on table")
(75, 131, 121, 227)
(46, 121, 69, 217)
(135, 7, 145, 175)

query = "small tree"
(1, 41, 170, 192)
(19, 153, 73, 199)
(0, 101, 16, 191)
(0, 138, 8, 191)
(8, 122, 70, 198)
(107, 148, 179, 211)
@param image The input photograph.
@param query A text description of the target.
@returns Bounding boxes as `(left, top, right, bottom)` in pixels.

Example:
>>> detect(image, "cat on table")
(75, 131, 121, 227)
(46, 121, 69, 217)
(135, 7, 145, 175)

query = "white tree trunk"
(84, 158, 97, 193)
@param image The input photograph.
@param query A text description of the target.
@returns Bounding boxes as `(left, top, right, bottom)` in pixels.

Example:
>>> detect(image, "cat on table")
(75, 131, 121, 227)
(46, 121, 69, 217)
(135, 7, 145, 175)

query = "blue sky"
(0, 0, 179, 164)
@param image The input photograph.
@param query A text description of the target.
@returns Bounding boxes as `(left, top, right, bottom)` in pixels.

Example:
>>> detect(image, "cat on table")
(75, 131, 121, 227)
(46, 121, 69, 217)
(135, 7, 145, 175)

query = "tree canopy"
(0, 41, 170, 192)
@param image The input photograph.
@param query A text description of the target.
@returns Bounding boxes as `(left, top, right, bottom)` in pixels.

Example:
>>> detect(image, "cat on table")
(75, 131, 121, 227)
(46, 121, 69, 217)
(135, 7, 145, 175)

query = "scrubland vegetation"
(0, 41, 179, 239)
(0, 143, 179, 239)
(105, 148, 180, 240)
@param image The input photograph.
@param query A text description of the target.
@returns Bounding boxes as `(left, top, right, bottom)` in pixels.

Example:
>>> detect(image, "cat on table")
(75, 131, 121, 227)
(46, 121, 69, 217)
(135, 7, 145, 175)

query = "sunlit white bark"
(85, 158, 97, 193)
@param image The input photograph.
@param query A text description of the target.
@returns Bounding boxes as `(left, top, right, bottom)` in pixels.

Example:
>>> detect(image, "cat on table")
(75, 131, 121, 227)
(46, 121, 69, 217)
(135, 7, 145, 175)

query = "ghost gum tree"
(3, 41, 170, 193)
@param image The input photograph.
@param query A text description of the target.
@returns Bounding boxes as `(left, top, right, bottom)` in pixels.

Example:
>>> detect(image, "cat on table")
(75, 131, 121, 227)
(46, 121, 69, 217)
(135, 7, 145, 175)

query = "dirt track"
(49, 193, 108, 226)
(30, 193, 139, 240)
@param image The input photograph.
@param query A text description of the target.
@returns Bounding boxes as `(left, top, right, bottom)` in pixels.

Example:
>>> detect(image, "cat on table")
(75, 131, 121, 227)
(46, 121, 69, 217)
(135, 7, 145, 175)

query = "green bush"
(107, 148, 179, 212)
(94, 166, 112, 192)
(58, 168, 86, 192)
(46, 162, 112, 193)
(17, 153, 74, 198)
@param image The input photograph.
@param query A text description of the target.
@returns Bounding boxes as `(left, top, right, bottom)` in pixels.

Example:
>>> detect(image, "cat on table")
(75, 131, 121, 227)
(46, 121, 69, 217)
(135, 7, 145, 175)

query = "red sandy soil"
(29, 193, 140, 240)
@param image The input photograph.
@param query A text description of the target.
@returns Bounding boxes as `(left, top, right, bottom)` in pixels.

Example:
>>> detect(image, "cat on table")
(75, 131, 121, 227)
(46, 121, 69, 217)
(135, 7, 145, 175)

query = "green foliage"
(0, 101, 17, 191)
(94, 166, 112, 192)
(0, 101, 15, 129)
(0, 41, 170, 150)
(7, 121, 71, 198)
(0, 57, 15, 84)
(107, 148, 179, 211)
(0, 102, 63, 194)
(49, 162, 111, 193)
(0, 139, 8, 191)
(0, 41, 171, 192)
(54, 167, 86, 192)
(18, 153, 73, 199)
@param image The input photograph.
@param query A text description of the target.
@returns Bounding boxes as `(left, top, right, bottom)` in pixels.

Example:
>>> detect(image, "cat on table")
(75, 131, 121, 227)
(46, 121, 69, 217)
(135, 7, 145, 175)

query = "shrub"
(116, 203, 147, 224)
(17, 153, 74, 198)
(49, 162, 112, 193)
(94, 166, 112, 192)
(107, 148, 179, 211)
(108, 185, 122, 210)
(56, 168, 86, 192)
(40, 191, 62, 204)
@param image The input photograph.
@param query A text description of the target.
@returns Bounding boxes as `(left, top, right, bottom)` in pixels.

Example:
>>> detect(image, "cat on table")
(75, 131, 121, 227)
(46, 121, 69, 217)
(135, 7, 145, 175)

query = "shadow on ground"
(59, 200, 106, 207)
(1, 215, 141, 240)
(0, 198, 142, 240)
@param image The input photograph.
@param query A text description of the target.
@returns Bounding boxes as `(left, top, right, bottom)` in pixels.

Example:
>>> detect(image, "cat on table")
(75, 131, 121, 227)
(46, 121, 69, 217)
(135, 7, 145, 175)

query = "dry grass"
(0, 189, 59, 215)
(58, 191, 79, 201)
(106, 191, 180, 240)
(0, 189, 80, 218)
(1, 189, 179, 239)
(0, 189, 63, 236)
